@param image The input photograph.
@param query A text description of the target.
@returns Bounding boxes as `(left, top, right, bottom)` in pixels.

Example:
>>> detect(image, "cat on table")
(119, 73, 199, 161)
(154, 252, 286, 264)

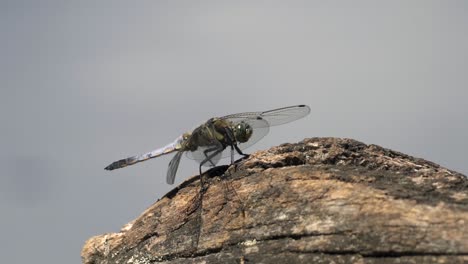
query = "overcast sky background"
(1, 1, 467, 263)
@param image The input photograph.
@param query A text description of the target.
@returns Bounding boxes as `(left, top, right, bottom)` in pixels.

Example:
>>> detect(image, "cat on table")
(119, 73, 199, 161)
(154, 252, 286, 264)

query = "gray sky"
(1, 1, 467, 263)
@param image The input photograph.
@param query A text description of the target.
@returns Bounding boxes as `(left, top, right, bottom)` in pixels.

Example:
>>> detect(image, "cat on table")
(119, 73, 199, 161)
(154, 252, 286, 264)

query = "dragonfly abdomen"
(105, 156, 138, 170)
(105, 137, 183, 170)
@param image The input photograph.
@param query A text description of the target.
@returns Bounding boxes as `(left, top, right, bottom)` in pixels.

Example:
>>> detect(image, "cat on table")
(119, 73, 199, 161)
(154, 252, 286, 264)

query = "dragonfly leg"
(199, 148, 224, 191)
(198, 165, 205, 190)
(234, 144, 250, 158)
(203, 147, 219, 167)
(230, 144, 250, 173)
(230, 145, 235, 164)
(222, 126, 238, 165)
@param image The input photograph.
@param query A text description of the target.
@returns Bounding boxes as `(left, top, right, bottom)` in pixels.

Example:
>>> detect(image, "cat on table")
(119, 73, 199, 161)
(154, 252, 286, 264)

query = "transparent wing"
(186, 143, 224, 167)
(221, 104, 310, 128)
(167, 151, 183, 184)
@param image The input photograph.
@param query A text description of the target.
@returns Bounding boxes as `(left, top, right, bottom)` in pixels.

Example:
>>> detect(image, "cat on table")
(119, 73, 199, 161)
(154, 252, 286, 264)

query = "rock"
(82, 138, 468, 264)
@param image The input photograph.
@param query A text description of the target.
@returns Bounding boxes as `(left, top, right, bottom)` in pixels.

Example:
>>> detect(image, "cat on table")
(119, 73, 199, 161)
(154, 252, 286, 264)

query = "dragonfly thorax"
(232, 121, 253, 143)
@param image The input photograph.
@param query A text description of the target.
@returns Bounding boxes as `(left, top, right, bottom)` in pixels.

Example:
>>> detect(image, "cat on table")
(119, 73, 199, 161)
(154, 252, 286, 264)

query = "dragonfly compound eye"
(235, 122, 253, 143)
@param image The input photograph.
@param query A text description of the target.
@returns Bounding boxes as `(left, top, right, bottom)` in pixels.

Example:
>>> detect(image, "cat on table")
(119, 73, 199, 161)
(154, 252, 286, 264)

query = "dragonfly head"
(233, 121, 253, 143)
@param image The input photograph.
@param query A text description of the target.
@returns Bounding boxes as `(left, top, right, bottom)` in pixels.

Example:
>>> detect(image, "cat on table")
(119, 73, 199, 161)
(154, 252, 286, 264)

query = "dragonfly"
(105, 105, 310, 188)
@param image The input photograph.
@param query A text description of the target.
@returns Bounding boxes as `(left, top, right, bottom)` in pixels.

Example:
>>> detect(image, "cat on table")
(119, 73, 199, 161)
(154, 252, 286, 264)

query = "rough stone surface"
(82, 137, 468, 264)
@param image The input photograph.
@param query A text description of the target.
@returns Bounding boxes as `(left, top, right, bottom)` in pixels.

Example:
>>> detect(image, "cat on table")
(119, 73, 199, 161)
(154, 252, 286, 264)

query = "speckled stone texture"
(82, 138, 468, 264)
